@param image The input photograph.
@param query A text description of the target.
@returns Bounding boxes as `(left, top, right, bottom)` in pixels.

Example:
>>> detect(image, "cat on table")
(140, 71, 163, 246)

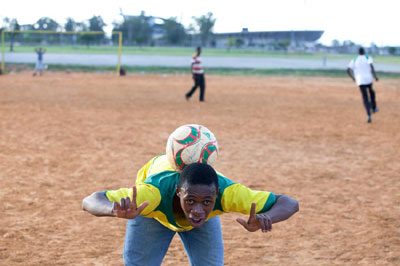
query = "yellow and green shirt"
(105, 155, 276, 232)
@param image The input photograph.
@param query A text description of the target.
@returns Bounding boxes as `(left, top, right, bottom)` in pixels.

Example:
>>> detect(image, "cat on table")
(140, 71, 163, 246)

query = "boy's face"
(176, 182, 218, 228)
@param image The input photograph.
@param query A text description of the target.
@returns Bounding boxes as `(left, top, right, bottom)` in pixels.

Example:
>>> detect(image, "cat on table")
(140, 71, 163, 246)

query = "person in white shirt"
(186, 47, 206, 102)
(347, 47, 379, 123)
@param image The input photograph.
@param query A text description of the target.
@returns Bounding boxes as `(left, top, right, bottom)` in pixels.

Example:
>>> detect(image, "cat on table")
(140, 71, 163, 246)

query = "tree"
(63, 18, 80, 45)
(370, 42, 379, 55)
(235, 38, 245, 48)
(76, 16, 107, 47)
(79, 33, 96, 47)
(226, 36, 244, 50)
(65, 18, 77, 31)
(192, 12, 216, 46)
(388, 47, 397, 55)
(88, 16, 106, 32)
(34, 17, 60, 31)
(226, 37, 237, 51)
(29, 17, 60, 45)
(331, 39, 340, 47)
(131, 13, 153, 45)
(342, 40, 355, 47)
(113, 11, 152, 45)
(278, 40, 291, 51)
(185, 23, 196, 46)
(75, 22, 88, 32)
(163, 17, 186, 45)
(2, 18, 20, 51)
(88, 15, 106, 43)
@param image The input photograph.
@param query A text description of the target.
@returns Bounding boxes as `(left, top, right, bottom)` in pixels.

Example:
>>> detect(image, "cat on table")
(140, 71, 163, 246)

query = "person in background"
(186, 47, 206, 102)
(347, 47, 379, 123)
(33, 47, 46, 76)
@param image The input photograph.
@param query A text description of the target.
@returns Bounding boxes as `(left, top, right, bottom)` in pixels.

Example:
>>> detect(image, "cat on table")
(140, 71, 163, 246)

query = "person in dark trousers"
(347, 47, 379, 123)
(186, 47, 205, 102)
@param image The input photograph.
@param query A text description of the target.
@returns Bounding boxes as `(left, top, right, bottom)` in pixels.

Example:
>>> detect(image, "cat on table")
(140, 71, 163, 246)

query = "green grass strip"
(4, 45, 400, 64)
(4, 63, 400, 78)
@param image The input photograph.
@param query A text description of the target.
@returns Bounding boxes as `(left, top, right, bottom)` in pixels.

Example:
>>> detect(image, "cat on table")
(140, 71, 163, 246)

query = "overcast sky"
(1, 0, 399, 46)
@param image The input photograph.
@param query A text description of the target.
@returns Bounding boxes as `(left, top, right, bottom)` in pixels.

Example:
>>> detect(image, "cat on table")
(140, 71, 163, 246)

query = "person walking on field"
(33, 47, 46, 76)
(186, 47, 206, 102)
(347, 47, 379, 123)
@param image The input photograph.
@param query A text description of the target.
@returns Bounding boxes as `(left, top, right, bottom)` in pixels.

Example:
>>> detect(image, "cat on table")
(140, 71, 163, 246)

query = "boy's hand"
(112, 185, 149, 219)
(236, 202, 272, 233)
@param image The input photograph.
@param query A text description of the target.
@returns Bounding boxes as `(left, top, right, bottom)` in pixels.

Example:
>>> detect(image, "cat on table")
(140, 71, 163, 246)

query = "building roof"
(214, 30, 324, 42)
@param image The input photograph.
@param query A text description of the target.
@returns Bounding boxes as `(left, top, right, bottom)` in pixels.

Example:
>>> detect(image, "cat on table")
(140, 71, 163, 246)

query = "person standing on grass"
(347, 47, 379, 123)
(186, 47, 206, 102)
(33, 47, 46, 76)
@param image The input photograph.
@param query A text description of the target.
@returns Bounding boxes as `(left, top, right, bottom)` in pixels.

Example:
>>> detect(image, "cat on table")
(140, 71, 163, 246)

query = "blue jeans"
(123, 215, 224, 266)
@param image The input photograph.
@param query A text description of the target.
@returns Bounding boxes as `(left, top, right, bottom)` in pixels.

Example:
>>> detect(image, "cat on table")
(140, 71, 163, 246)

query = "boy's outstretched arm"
(82, 191, 115, 217)
(237, 194, 299, 233)
(264, 194, 299, 223)
(82, 185, 149, 218)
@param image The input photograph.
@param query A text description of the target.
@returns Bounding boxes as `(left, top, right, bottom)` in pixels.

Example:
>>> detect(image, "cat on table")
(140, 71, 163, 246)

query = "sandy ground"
(0, 71, 399, 265)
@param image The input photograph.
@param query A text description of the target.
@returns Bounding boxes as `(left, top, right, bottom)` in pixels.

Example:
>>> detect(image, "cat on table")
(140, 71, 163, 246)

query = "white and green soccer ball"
(166, 124, 218, 172)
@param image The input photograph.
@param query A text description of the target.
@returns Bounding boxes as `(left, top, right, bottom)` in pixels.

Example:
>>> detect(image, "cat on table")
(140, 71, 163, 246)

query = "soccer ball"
(166, 124, 218, 171)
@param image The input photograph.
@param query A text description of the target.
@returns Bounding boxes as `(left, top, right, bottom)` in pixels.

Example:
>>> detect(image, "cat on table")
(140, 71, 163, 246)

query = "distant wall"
(213, 30, 324, 49)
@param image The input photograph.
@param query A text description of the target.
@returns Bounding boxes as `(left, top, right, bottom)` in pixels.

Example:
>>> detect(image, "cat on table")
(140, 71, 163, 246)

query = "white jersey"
(348, 55, 374, 86)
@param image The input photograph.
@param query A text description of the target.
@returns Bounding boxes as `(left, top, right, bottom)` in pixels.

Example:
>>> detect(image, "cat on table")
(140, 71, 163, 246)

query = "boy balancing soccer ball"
(82, 124, 299, 266)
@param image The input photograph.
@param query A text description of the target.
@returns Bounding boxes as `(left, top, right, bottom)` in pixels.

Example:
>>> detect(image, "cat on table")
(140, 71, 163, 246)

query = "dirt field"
(1, 72, 399, 265)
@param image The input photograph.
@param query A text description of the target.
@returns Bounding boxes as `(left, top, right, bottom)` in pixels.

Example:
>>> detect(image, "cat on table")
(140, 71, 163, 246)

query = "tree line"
(0, 12, 217, 49)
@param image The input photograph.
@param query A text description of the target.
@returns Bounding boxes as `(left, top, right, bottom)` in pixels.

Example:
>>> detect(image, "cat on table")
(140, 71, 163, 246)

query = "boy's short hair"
(359, 47, 365, 55)
(178, 163, 218, 190)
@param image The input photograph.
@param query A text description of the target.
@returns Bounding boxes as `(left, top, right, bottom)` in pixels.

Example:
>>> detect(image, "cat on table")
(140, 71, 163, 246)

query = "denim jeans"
(123, 215, 224, 266)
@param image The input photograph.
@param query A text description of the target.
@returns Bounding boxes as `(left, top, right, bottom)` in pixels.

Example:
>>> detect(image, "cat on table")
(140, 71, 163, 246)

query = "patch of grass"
(4, 63, 116, 73)
(6, 45, 400, 64)
(4, 63, 400, 78)
(109, 65, 400, 78)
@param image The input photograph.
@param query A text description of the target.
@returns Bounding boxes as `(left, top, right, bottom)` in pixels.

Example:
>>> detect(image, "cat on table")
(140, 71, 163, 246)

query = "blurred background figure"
(186, 47, 206, 102)
(33, 47, 46, 76)
(347, 47, 379, 123)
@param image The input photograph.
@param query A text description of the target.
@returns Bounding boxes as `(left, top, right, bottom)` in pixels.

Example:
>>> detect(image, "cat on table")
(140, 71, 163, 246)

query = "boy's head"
(176, 163, 219, 228)
(359, 47, 365, 55)
(196, 46, 201, 55)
